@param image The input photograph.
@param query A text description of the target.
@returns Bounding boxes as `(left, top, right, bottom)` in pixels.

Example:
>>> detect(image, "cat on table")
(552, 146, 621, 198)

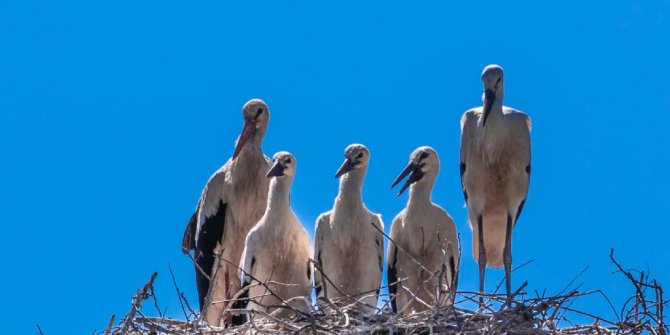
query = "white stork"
(181, 99, 272, 326)
(388, 146, 459, 314)
(236, 152, 313, 322)
(460, 65, 531, 302)
(314, 144, 384, 313)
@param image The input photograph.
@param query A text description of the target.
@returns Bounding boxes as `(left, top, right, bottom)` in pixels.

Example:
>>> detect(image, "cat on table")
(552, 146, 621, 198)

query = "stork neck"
(407, 177, 435, 210)
(483, 98, 504, 125)
(266, 177, 292, 212)
(237, 135, 264, 159)
(334, 169, 365, 210)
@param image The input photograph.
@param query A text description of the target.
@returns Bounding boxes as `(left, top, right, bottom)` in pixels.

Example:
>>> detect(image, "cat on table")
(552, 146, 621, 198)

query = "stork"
(460, 65, 531, 302)
(314, 144, 384, 312)
(388, 146, 459, 314)
(181, 99, 272, 326)
(236, 152, 313, 322)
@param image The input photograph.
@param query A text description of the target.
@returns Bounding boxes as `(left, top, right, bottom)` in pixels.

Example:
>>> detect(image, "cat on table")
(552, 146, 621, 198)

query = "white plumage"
(388, 146, 459, 314)
(314, 144, 384, 312)
(181, 99, 272, 326)
(460, 65, 532, 301)
(238, 152, 313, 321)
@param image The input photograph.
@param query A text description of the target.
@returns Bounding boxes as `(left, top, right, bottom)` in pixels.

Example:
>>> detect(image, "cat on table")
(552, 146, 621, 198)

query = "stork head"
(481, 64, 504, 127)
(267, 151, 296, 178)
(233, 99, 270, 159)
(391, 146, 439, 196)
(335, 144, 370, 178)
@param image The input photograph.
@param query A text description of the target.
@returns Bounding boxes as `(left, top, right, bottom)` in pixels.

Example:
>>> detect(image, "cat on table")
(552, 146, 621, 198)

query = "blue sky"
(1, 1, 669, 334)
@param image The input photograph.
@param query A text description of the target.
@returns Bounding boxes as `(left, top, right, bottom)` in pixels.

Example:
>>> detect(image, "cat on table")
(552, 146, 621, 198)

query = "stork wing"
(191, 167, 229, 310)
(517, 111, 532, 177)
(508, 109, 532, 226)
(459, 109, 479, 204)
(233, 234, 257, 325)
(372, 214, 384, 299)
(313, 212, 330, 298)
(238, 234, 257, 290)
(181, 204, 199, 254)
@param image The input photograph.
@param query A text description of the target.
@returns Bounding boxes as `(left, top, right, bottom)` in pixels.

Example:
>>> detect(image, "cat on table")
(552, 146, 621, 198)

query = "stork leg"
(477, 214, 487, 307)
(504, 213, 513, 302)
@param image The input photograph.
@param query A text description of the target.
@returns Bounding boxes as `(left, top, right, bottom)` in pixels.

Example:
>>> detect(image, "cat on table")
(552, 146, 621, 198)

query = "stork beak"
(335, 158, 355, 178)
(266, 161, 285, 178)
(233, 120, 256, 160)
(482, 88, 496, 127)
(391, 162, 424, 196)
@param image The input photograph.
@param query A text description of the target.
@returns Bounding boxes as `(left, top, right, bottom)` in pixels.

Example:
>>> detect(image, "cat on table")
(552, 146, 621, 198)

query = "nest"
(90, 249, 667, 335)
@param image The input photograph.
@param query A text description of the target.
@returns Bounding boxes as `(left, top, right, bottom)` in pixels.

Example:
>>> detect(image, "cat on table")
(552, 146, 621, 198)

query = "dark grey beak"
(267, 161, 285, 177)
(391, 162, 424, 196)
(482, 88, 496, 127)
(335, 158, 355, 178)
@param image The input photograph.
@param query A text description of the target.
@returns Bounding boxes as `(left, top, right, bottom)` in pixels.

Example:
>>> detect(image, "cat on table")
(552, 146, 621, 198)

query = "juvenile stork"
(460, 65, 531, 302)
(181, 99, 272, 326)
(314, 144, 384, 312)
(237, 152, 313, 322)
(388, 146, 459, 314)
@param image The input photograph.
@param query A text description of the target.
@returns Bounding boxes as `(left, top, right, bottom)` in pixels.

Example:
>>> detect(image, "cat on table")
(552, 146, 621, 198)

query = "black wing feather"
(194, 200, 227, 311)
(315, 249, 323, 298)
(376, 235, 383, 297)
(460, 162, 468, 203)
(231, 256, 254, 326)
(449, 255, 458, 296)
(181, 211, 198, 253)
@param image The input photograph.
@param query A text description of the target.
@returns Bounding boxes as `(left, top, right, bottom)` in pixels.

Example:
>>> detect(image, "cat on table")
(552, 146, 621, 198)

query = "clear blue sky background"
(1, 1, 669, 334)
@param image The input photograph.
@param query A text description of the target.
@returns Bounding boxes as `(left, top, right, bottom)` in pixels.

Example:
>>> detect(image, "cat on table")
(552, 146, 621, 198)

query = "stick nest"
(98, 249, 667, 335)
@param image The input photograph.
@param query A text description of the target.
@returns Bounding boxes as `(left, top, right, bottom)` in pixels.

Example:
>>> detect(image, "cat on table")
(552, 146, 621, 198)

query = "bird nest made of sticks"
(95, 250, 667, 335)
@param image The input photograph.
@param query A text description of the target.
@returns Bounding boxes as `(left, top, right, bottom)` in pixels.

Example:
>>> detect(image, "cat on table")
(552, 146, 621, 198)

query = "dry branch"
(118, 272, 158, 335)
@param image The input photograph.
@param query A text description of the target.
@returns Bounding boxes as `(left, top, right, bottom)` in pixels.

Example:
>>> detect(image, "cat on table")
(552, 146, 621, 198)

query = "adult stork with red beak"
(181, 99, 272, 326)
(460, 65, 532, 304)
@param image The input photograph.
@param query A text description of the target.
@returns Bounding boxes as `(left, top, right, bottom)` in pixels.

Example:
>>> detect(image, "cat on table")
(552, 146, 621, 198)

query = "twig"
(167, 263, 194, 320)
(103, 314, 115, 335)
(119, 272, 158, 334)
(610, 249, 648, 312)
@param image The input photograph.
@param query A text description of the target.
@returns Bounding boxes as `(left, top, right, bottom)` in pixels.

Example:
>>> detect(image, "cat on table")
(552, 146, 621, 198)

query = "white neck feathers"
(266, 177, 292, 213)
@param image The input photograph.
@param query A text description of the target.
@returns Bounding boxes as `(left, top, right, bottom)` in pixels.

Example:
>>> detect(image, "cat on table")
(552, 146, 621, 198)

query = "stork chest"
(226, 167, 270, 234)
(330, 209, 372, 238)
(401, 216, 443, 257)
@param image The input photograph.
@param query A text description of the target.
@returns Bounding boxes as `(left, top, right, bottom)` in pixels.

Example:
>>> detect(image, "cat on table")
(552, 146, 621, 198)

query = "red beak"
(233, 121, 255, 159)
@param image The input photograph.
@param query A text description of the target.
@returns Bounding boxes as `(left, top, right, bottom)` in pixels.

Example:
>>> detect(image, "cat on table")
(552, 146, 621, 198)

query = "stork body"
(181, 99, 272, 326)
(237, 152, 313, 322)
(314, 144, 384, 312)
(460, 65, 531, 301)
(388, 147, 459, 314)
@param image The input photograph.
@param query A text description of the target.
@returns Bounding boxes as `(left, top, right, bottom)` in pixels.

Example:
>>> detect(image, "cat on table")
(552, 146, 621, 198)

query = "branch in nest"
(118, 272, 158, 335)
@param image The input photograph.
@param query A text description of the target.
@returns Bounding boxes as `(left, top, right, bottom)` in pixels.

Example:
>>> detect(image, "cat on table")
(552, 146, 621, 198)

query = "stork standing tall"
(460, 65, 531, 302)
(388, 146, 459, 314)
(237, 152, 313, 322)
(314, 144, 384, 312)
(181, 99, 272, 326)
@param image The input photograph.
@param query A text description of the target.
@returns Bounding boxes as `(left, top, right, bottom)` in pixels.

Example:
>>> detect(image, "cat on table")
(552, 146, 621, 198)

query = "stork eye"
(356, 152, 364, 159)
(285, 158, 292, 164)
(419, 152, 430, 160)
(256, 108, 263, 117)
